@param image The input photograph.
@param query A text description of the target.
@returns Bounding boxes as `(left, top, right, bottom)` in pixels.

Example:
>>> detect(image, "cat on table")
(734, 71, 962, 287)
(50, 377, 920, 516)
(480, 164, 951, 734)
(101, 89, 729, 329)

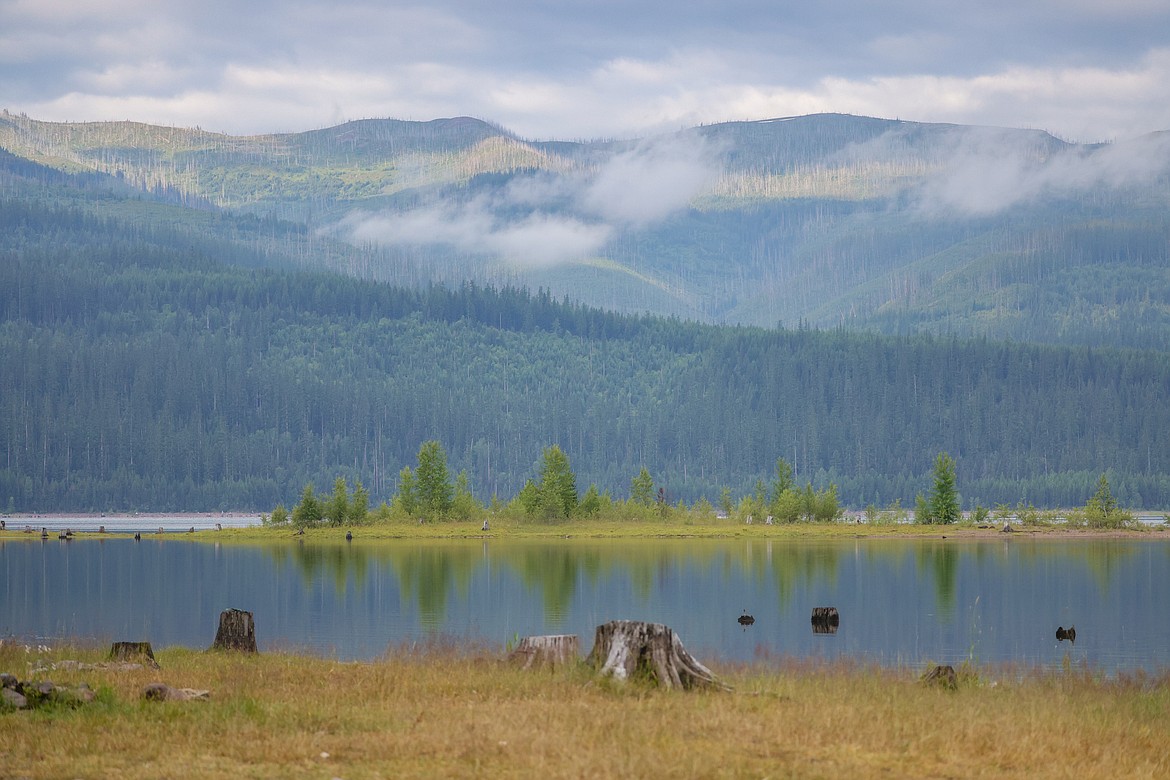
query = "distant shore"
(3, 515, 1163, 541)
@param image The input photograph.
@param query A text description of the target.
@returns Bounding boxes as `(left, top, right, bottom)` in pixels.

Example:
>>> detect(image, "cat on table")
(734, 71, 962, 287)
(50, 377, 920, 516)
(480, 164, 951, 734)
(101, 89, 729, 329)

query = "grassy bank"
(2, 642, 1167, 779)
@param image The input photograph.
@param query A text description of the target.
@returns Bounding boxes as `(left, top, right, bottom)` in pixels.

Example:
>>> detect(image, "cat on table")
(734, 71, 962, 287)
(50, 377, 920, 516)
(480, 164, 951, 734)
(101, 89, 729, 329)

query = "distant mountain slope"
(4, 158, 1170, 513)
(3, 110, 1169, 348)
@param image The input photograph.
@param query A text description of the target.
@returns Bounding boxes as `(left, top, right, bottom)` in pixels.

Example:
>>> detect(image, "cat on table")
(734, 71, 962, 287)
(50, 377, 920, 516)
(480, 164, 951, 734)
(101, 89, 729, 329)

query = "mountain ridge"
(3, 109, 1168, 349)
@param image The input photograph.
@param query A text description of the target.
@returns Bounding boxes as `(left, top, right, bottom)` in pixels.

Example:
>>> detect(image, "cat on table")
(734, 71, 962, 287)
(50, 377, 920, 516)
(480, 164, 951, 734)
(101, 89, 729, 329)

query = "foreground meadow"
(3, 641, 1167, 779)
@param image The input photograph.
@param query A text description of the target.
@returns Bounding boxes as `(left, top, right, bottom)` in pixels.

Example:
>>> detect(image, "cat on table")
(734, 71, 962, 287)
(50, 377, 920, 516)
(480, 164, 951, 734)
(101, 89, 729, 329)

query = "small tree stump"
(109, 641, 159, 669)
(508, 635, 579, 670)
(587, 620, 727, 690)
(211, 608, 257, 653)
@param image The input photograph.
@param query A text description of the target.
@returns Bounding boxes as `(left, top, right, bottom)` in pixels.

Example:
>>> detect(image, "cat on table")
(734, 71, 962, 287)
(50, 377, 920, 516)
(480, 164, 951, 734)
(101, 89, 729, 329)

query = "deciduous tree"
(415, 440, 453, 519)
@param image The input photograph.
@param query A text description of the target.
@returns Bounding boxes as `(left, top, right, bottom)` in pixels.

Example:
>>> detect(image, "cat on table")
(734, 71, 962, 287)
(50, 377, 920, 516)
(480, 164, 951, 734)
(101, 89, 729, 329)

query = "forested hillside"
(3, 155, 1170, 512)
(3, 110, 1169, 349)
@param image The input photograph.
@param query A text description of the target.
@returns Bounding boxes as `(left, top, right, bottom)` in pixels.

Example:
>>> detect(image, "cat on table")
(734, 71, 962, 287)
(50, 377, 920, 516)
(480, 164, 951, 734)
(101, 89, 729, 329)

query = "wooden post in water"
(211, 608, 257, 653)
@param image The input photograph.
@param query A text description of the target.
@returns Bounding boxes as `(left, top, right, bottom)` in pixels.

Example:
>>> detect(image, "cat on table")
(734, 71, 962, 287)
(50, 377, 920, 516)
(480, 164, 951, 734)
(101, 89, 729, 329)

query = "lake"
(2, 534, 1167, 674)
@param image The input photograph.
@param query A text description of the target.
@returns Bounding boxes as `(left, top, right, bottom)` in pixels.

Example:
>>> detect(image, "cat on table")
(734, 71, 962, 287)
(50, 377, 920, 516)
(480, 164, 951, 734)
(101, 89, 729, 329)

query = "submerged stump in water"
(587, 620, 727, 690)
(811, 607, 840, 634)
(211, 608, 257, 653)
(508, 635, 580, 670)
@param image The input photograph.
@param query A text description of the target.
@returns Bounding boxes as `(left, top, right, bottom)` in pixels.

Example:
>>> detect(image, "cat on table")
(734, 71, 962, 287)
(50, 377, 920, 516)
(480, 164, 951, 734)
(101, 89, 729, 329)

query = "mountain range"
(4, 109, 1169, 349)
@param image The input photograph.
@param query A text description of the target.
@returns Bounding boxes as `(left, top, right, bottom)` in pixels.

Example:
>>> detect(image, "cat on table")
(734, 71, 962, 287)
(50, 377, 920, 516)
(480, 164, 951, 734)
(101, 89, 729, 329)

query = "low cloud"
(581, 133, 722, 225)
(909, 127, 1170, 215)
(334, 132, 722, 268)
(341, 201, 612, 269)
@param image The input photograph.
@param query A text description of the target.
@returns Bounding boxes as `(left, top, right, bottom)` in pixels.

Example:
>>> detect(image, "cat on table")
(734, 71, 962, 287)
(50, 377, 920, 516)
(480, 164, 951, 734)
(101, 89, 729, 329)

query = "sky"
(3, 0, 1170, 143)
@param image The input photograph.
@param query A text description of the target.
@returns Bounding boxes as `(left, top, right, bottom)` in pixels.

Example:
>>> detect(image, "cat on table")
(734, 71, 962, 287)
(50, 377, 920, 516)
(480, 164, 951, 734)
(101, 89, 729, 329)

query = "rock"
(144, 683, 211, 702)
(1, 687, 27, 709)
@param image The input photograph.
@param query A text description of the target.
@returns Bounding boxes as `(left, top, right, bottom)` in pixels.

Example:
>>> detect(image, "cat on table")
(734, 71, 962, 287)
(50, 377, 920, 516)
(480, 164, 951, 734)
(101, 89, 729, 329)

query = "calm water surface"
(2, 535, 1167, 673)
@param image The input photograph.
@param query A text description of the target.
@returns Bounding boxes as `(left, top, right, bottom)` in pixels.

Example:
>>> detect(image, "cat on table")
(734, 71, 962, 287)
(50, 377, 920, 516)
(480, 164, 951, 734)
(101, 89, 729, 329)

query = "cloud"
(905, 127, 1170, 216)
(334, 132, 723, 267)
(581, 133, 723, 225)
(341, 201, 612, 269)
(3, 1, 1170, 143)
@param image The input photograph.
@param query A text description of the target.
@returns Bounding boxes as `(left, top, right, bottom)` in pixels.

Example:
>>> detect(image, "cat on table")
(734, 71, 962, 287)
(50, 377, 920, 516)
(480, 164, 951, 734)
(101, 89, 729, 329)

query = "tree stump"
(507, 634, 579, 670)
(211, 608, 257, 653)
(921, 664, 958, 690)
(587, 620, 727, 690)
(811, 607, 840, 634)
(109, 641, 160, 669)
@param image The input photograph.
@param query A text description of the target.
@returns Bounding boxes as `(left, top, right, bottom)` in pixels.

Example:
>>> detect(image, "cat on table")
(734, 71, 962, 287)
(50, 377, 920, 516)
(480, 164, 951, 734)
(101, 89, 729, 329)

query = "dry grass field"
(2, 641, 1167, 779)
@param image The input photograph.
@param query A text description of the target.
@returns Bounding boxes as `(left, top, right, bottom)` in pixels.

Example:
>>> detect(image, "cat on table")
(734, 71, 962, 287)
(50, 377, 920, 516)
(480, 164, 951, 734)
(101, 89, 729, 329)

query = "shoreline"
(1, 517, 1164, 541)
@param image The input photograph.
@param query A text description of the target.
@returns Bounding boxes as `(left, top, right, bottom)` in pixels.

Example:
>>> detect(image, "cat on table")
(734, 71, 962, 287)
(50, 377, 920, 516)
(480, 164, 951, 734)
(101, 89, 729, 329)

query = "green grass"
(2, 641, 1167, 779)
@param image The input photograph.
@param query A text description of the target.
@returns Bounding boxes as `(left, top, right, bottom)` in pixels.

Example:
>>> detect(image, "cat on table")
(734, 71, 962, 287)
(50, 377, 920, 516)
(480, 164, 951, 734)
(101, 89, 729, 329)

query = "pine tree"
(326, 476, 350, 526)
(1083, 472, 1132, 528)
(928, 452, 960, 525)
(630, 467, 654, 507)
(291, 484, 322, 529)
(579, 483, 602, 516)
(538, 445, 578, 519)
(351, 481, 369, 524)
(451, 470, 479, 520)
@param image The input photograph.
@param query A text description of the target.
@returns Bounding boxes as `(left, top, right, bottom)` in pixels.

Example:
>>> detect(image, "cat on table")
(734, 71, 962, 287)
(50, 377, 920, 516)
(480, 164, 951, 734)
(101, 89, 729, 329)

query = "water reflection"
(916, 543, 960, 617)
(2, 536, 1168, 672)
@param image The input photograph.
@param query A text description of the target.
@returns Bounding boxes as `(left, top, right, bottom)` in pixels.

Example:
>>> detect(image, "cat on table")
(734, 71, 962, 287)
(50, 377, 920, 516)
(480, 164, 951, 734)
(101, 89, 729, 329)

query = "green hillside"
(3, 152, 1170, 512)
(3, 110, 1168, 349)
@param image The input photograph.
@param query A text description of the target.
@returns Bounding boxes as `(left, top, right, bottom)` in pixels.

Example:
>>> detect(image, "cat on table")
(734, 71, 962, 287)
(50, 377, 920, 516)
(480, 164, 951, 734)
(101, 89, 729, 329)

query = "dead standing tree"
(587, 620, 728, 690)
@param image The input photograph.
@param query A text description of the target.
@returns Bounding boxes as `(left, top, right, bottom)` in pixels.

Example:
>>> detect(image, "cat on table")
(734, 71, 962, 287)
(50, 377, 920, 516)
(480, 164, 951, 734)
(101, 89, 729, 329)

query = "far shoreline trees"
(266, 446, 856, 528)
(264, 445, 1145, 530)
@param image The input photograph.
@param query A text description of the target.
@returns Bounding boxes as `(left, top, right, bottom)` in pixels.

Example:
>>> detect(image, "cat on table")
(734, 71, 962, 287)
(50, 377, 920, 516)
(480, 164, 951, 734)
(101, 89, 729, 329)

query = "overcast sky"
(3, 0, 1169, 143)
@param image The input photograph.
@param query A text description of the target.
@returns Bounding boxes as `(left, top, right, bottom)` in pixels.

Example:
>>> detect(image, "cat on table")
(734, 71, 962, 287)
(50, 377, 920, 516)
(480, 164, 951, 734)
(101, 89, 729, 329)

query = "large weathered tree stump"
(211, 608, 257, 653)
(507, 634, 580, 670)
(587, 620, 727, 690)
(109, 641, 160, 669)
